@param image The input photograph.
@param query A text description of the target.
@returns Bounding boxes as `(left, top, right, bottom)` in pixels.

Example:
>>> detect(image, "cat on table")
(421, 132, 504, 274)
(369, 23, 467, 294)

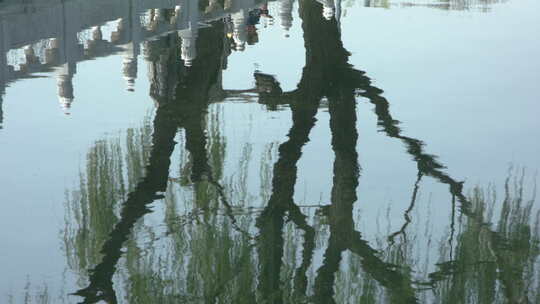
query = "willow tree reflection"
(63, 128, 150, 286)
(60, 0, 540, 303)
(67, 14, 229, 302)
(426, 170, 540, 304)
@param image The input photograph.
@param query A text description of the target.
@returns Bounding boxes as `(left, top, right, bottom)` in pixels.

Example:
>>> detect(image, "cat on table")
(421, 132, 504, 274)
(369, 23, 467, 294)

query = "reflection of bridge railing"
(362, 0, 505, 10)
(0, 0, 276, 119)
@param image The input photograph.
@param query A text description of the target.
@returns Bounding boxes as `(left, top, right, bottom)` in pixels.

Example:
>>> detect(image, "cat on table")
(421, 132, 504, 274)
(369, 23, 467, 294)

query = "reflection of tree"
(5, 277, 71, 304)
(252, 0, 539, 302)
(253, 0, 418, 302)
(58, 1, 540, 303)
(344, 24, 539, 301)
(63, 129, 149, 285)
(92, 105, 260, 303)
(72, 94, 179, 303)
(429, 170, 540, 304)
(253, 0, 354, 301)
(387, 172, 423, 245)
(495, 173, 539, 303)
(254, 77, 318, 303)
(71, 19, 227, 303)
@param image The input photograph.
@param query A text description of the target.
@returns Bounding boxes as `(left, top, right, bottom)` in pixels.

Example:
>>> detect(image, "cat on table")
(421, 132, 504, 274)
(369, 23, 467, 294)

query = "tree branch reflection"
(73, 20, 226, 303)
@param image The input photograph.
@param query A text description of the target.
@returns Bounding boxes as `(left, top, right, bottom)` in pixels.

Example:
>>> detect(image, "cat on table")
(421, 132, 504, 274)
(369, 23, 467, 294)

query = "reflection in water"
(55, 0, 537, 303)
(360, 0, 506, 10)
(0, 88, 3, 129)
(0, 0, 269, 116)
(69, 19, 228, 302)
(0, 0, 507, 119)
(429, 170, 540, 303)
(396, 0, 506, 11)
(1, 0, 536, 302)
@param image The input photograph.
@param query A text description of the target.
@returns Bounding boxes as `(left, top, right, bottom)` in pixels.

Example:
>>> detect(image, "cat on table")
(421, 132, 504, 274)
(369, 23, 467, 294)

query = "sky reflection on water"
(0, 0, 539, 302)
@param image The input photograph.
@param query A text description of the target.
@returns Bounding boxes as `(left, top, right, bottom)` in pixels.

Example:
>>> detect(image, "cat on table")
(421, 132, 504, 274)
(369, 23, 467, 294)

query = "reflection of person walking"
(260, 3, 271, 18)
(248, 3, 273, 26)
(246, 3, 273, 45)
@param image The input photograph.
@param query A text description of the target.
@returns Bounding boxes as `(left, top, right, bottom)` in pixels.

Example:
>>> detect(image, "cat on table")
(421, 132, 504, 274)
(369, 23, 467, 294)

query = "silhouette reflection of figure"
(228, 3, 273, 50)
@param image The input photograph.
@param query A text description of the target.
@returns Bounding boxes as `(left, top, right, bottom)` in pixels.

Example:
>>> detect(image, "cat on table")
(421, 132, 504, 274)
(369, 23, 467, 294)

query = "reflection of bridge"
(0, 0, 291, 120)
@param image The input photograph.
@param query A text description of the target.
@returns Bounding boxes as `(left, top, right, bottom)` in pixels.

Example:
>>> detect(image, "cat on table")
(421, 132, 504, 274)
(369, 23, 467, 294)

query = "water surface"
(1, 0, 539, 302)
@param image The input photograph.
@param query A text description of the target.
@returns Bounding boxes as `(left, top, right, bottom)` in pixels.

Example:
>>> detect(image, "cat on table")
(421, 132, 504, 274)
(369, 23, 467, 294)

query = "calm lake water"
(1, 0, 539, 302)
